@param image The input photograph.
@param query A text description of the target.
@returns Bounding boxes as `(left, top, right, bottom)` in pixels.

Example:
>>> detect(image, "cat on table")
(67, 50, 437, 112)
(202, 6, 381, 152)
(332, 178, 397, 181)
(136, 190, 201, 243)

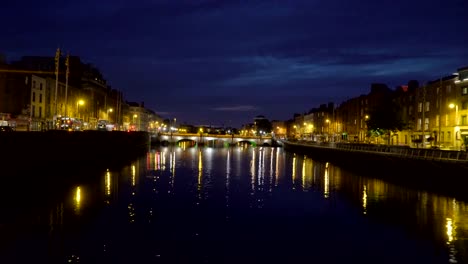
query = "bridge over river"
(155, 132, 274, 146)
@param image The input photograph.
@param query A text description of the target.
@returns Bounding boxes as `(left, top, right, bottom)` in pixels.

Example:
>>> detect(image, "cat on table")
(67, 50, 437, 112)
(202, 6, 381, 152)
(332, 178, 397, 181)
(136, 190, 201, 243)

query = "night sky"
(2, 0, 468, 127)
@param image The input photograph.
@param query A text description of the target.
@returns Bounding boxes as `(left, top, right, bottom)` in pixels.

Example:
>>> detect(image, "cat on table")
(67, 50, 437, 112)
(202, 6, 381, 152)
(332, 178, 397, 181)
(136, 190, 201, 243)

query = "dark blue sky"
(2, 0, 468, 127)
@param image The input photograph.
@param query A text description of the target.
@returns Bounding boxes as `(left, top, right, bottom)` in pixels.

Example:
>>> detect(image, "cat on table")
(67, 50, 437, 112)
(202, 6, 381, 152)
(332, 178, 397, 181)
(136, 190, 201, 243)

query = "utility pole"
(54, 48, 60, 118)
(421, 82, 426, 148)
(65, 52, 69, 117)
(438, 78, 442, 148)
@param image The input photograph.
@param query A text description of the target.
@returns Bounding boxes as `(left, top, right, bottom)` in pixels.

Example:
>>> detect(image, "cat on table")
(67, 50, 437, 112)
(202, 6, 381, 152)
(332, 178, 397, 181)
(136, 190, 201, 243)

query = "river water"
(1, 145, 467, 263)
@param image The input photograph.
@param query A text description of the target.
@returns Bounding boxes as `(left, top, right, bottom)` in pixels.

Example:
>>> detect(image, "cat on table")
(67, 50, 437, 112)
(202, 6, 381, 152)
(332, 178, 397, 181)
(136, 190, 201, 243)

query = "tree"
(366, 99, 406, 145)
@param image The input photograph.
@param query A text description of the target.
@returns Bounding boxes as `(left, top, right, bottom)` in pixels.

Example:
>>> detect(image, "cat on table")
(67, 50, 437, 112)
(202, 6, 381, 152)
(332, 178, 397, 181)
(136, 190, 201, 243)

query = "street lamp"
(107, 108, 113, 120)
(326, 119, 330, 142)
(77, 100, 84, 120)
(133, 114, 138, 131)
(449, 103, 460, 150)
(199, 128, 203, 145)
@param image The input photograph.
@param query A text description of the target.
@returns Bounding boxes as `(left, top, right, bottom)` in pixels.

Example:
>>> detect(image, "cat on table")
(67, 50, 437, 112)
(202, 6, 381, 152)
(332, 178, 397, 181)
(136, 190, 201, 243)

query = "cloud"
(211, 105, 258, 112)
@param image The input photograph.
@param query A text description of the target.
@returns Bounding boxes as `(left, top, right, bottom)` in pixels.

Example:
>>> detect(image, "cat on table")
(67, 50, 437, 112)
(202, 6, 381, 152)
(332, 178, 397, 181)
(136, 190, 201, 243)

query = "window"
(425, 102, 430, 112)
(441, 132, 444, 143)
(417, 118, 422, 130)
(32, 92, 36, 102)
(418, 102, 422, 112)
(463, 87, 468, 95)
(448, 132, 451, 141)
(463, 101, 468, 110)
(32, 80, 36, 89)
(39, 106, 42, 118)
(39, 94, 42, 103)
(405, 135, 408, 144)
(32, 106, 35, 117)
(424, 118, 429, 130)
(462, 115, 467, 126)
(39, 83, 43, 90)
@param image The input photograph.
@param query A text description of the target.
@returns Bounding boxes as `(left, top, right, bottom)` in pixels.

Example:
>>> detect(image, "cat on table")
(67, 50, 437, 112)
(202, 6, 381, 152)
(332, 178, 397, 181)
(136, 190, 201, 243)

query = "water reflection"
(3, 146, 468, 263)
(74, 186, 82, 215)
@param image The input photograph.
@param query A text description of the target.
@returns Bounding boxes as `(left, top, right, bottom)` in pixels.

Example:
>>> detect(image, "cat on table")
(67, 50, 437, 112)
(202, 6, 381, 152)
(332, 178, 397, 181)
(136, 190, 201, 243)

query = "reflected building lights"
(362, 185, 367, 215)
(302, 156, 306, 189)
(156, 152, 161, 170)
(250, 149, 256, 193)
(131, 165, 136, 186)
(74, 186, 81, 214)
(275, 148, 280, 187)
(324, 163, 329, 198)
(258, 148, 265, 188)
(105, 169, 111, 196)
(446, 218, 454, 243)
(161, 149, 167, 170)
(269, 148, 274, 191)
(198, 149, 203, 195)
(292, 154, 296, 190)
(226, 149, 231, 190)
(170, 149, 176, 188)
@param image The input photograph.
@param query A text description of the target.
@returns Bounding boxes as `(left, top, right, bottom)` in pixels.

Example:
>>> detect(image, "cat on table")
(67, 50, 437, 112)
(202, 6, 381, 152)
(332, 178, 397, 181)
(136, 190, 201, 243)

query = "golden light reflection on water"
(170, 149, 176, 188)
(292, 154, 296, 190)
(275, 148, 280, 187)
(270, 148, 274, 189)
(323, 163, 329, 198)
(226, 149, 230, 190)
(74, 186, 81, 215)
(118, 147, 468, 262)
(131, 165, 136, 187)
(446, 217, 454, 242)
(105, 169, 111, 196)
(362, 185, 367, 215)
(198, 149, 203, 197)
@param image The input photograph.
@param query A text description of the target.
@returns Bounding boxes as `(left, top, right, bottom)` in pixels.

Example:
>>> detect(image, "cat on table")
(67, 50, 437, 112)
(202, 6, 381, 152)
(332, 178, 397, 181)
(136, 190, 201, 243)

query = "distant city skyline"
(2, 0, 468, 127)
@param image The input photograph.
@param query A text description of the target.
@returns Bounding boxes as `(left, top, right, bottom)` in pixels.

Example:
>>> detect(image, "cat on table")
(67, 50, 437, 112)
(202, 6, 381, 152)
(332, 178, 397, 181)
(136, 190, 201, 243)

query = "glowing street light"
(449, 103, 460, 150)
(133, 114, 138, 131)
(77, 100, 85, 119)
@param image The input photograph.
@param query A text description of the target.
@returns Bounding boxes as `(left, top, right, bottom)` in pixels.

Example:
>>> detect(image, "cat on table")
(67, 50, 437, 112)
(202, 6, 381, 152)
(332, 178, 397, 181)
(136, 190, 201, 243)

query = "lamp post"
(199, 128, 204, 145)
(449, 103, 459, 150)
(326, 119, 330, 142)
(133, 114, 138, 131)
(107, 108, 113, 122)
(77, 100, 84, 120)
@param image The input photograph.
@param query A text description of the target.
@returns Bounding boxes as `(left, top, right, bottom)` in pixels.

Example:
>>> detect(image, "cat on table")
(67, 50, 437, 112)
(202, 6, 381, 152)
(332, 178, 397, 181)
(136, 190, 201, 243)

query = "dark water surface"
(1, 146, 467, 263)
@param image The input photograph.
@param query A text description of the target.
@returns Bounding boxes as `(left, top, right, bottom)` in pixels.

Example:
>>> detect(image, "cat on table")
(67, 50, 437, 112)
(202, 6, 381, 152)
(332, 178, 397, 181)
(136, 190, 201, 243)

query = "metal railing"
(283, 140, 468, 162)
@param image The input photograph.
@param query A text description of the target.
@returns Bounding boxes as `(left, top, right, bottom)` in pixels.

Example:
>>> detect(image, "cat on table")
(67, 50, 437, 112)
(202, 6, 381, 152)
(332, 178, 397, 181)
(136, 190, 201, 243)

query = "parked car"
(0, 126, 14, 132)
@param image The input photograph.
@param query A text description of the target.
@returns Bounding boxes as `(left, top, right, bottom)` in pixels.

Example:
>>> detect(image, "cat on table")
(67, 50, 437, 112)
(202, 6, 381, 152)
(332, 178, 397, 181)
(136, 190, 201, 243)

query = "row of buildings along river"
(272, 65, 468, 151)
(0, 50, 163, 132)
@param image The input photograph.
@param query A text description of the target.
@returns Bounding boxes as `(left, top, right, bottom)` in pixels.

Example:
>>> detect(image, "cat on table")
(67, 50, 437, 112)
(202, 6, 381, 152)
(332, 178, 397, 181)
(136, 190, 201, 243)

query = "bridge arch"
(154, 133, 272, 147)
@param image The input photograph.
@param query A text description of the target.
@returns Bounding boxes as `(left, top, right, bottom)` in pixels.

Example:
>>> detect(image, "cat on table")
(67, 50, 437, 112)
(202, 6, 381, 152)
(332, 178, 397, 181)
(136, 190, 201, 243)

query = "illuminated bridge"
(155, 133, 273, 146)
